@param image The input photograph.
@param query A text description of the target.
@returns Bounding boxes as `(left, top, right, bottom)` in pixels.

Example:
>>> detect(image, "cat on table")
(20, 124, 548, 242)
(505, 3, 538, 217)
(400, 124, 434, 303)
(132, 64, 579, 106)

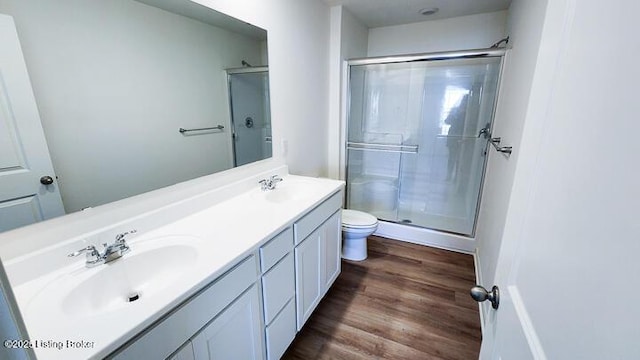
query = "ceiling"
(323, 0, 512, 28)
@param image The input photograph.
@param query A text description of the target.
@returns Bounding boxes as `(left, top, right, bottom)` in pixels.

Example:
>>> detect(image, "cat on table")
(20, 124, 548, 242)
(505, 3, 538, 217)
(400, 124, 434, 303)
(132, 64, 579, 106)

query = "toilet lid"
(342, 209, 378, 227)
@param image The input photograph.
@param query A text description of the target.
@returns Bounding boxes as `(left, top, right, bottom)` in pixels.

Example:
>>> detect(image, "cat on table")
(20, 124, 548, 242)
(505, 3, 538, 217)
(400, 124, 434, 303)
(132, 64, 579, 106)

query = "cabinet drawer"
(260, 227, 293, 272)
(261, 252, 295, 325)
(294, 190, 342, 244)
(112, 255, 258, 360)
(265, 299, 296, 360)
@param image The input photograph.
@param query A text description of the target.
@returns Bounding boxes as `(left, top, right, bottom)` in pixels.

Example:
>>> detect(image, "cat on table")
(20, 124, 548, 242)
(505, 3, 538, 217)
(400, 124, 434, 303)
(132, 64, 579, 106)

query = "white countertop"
(6, 174, 344, 359)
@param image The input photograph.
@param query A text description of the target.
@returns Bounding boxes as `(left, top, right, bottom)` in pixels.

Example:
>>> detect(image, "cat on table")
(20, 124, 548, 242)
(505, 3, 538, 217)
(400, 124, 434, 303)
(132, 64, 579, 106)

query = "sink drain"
(127, 292, 140, 302)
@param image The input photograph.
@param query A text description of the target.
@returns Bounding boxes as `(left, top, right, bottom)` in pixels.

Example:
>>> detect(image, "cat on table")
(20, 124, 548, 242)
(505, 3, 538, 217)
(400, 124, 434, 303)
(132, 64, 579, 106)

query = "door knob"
(40, 176, 54, 185)
(470, 285, 500, 309)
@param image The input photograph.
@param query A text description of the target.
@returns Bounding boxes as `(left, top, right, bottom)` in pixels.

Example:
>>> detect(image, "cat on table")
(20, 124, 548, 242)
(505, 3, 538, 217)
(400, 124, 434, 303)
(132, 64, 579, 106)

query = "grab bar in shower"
(347, 142, 419, 154)
(179, 125, 224, 134)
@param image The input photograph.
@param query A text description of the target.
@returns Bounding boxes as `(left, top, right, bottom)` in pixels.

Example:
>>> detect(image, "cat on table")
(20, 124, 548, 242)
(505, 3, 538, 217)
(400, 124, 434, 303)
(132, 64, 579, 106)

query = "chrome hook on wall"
(489, 137, 513, 155)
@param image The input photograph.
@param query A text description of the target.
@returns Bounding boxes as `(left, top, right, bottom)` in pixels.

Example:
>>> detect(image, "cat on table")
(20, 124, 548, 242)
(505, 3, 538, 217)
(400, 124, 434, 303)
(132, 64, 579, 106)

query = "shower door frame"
(343, 47, 507, 238)
(226, 66, 269, 167)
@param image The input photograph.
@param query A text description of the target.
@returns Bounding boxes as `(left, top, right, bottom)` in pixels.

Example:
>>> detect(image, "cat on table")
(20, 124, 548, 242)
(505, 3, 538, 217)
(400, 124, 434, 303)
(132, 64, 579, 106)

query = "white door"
(0, 14, 64, 232)
(480, 0, 640, 358)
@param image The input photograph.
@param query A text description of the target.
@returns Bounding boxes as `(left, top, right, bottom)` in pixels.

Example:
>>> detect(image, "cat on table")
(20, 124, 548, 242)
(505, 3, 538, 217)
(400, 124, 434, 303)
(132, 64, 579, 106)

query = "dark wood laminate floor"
(282, 236, 481, 360)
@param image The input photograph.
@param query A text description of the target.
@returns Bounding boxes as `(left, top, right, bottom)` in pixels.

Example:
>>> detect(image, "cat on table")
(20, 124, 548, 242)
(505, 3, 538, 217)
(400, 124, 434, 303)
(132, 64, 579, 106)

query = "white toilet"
(341, 209, 379, 261)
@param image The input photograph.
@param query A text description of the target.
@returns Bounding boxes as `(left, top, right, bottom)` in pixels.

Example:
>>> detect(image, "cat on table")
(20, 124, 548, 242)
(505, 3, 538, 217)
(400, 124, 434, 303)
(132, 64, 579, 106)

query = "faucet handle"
(68, 245, 99, 258)
(115, 229, 137, 243)
(68, 245, 104, 266)
(259, 179, 269, 191)
(270, 174, 283, 181)
(113, 231, 134, 256)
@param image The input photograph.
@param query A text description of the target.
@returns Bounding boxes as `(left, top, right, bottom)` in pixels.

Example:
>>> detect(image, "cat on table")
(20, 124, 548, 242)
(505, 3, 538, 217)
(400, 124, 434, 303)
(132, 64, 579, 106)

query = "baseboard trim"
(374, 221, 476, 254)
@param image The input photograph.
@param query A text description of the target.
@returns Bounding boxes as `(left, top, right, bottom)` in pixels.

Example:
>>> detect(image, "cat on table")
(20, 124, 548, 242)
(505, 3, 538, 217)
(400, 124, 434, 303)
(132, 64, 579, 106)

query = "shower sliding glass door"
(346, 55, 502, 236)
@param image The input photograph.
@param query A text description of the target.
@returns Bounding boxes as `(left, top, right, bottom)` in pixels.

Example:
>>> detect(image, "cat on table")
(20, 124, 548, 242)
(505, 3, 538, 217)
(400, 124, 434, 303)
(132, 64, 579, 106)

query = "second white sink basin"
(26, 235, 203, 319)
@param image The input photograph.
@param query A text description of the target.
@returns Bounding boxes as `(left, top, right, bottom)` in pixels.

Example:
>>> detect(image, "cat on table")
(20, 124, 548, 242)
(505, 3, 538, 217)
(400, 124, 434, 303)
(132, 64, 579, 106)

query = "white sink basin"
(26, 235, 202, 319)
(253, 179, 316, 203)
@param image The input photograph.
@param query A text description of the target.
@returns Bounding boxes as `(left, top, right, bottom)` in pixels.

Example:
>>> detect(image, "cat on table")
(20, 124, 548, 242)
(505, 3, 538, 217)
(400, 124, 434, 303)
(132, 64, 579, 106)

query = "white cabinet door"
(322, 211, 341, 291)
(294, 226, 322, 330)
(294, 210, 343, 331)
(192, 285, 264, 360)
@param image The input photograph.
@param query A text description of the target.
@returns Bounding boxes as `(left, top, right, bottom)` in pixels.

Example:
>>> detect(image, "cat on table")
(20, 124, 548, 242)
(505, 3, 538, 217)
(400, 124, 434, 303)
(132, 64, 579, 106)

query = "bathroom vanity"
(2, 170, 344, 360)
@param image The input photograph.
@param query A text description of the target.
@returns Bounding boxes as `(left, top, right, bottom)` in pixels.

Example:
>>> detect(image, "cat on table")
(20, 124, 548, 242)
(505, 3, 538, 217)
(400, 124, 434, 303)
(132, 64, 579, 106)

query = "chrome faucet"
(103, 231, 133, 262)
(69, 230, 135, 267)
(259, 175, 283, 191)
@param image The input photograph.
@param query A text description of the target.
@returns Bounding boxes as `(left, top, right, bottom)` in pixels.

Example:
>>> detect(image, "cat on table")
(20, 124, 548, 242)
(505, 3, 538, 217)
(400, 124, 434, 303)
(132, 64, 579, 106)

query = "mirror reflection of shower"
(227, 66, 272, 166)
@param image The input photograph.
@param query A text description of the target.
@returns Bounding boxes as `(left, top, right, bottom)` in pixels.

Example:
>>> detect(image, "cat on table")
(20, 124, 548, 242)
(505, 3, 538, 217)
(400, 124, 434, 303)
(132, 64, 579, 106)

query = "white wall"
(367, 11, 507, 57)
(0, 0, 264, 213)
(196, 0, 331, 177)
(340, 9, 369, 64)
(327, 5, 368, 178)
(474, 0, 549, 319)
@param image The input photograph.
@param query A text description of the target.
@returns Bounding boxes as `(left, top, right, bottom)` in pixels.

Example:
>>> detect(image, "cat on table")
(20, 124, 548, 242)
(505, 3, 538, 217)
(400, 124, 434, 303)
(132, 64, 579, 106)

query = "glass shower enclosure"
(346, 54, 503, 236)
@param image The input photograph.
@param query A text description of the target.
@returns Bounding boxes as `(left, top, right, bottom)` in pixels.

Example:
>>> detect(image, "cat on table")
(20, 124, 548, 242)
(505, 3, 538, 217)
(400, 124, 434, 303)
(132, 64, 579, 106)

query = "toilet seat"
(342, 224, 378, 230)
(342, 223, 377, 230)
(342, 209, 378, 228)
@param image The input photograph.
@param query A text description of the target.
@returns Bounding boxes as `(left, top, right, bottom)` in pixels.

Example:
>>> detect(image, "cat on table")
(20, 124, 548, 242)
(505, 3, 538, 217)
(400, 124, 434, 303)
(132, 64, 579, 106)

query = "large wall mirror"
(0, 0, 272, 233)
